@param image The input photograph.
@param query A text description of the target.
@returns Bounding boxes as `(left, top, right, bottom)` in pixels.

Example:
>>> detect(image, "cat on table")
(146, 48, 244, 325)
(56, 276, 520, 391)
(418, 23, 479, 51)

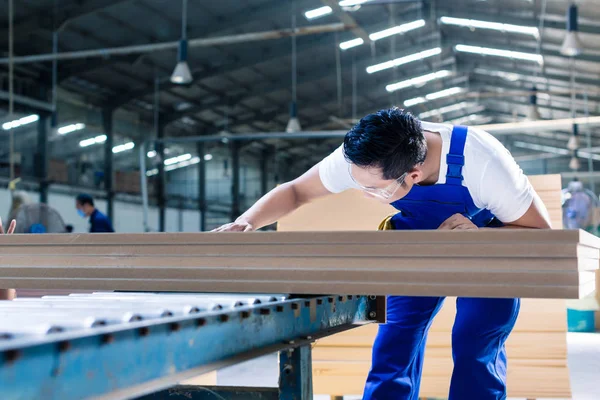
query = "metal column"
(156, 124, 166, 232)
(197, 142, 206, 231)
(279, 345, 313, 400)
(36, 114, 49, 203)
(231, 142, 240, 221)
(102, 108, 114, 221)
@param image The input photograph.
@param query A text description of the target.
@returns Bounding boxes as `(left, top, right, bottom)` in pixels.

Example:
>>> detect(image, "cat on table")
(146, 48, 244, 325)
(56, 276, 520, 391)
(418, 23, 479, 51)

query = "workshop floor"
(217, 332, 600, 400)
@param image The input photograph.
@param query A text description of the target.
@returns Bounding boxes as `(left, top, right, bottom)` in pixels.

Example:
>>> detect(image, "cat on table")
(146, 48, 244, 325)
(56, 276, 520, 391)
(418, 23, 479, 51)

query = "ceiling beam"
(320, 0, 371, 44)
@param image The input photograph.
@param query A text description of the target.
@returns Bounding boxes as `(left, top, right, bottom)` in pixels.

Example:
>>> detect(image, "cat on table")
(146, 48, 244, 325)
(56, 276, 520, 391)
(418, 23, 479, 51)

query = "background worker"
(75, 193, 115, 233)
(214, 107, 551, 399)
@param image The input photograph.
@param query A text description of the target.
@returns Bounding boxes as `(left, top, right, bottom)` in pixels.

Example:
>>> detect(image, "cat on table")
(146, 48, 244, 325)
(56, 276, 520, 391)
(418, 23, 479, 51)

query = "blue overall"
(362, 126, 521, 400)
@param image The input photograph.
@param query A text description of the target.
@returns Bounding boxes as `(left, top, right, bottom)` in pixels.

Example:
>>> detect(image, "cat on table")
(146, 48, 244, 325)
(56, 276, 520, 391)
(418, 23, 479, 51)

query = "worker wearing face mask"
(75, 193, 114, 233)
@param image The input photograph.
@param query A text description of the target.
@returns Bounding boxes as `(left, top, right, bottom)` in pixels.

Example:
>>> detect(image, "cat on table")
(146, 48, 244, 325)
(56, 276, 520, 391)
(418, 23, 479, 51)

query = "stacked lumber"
(278, 174, 576, 398)
(311, 300, 570, 398)
(0, 229, 596, 299)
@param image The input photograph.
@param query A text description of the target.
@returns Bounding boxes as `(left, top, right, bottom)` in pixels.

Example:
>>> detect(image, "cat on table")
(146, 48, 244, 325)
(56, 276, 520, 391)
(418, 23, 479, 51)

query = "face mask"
(77, 209, 87, 218)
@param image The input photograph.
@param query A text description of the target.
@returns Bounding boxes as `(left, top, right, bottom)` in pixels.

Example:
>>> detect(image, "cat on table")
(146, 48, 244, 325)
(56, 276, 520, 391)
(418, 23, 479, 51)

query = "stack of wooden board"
(0, 229, 596, 299)
(278, 174, 577, 399)
(311, 300, 570, 398)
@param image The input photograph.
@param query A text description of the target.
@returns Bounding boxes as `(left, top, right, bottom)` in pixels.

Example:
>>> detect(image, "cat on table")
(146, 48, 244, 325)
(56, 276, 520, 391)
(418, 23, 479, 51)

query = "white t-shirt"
(318, 121, 534, 223)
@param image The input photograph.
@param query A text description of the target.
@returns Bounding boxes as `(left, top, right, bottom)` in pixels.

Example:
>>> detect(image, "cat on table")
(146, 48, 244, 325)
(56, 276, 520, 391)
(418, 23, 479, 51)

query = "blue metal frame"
(279, 345, 313, 400)
(0, 295, 372, 400)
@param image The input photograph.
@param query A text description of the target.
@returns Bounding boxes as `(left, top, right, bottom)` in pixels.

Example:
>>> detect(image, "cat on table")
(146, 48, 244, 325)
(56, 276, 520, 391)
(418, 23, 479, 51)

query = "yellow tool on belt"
(378, 214, 395, 231)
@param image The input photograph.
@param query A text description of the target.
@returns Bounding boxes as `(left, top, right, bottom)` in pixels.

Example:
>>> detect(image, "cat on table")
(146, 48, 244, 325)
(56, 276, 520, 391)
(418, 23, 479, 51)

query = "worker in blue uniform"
(214, 107, 551, 399)
(75, 193, 115, 233)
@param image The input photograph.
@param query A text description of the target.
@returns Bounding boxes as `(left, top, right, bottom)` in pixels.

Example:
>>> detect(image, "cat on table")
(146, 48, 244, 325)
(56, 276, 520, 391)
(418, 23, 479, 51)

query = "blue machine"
(0, 292, 380, 400)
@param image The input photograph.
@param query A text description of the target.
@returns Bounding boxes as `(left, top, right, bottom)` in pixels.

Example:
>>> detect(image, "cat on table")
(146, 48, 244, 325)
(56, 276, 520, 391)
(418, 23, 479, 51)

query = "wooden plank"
(0, 277, 585, 299)
(0, 229, 595, 298)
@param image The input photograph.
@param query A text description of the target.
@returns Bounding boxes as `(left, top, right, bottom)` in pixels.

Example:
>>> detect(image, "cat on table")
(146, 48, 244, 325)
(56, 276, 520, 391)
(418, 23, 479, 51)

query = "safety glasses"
(348, 164, 408, 200)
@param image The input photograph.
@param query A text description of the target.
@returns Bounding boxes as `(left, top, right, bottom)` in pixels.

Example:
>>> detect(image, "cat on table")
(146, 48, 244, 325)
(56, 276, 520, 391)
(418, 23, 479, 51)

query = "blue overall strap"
(446, 125, 468, 185)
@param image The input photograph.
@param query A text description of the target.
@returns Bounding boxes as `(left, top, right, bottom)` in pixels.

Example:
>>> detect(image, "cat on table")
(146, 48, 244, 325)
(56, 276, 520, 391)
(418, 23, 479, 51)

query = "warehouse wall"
(0, 188, 201, 233)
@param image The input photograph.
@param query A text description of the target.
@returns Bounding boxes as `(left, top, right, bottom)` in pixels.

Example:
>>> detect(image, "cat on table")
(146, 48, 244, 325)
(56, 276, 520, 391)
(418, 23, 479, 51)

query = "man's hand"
(0, 218, 16, 234)
(212, 219, 255, 232)
(438, 214, 478, 230)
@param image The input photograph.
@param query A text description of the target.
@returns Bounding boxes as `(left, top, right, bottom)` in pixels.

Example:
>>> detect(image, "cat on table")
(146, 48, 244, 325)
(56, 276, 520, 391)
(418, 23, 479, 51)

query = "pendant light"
(567, 124, 580, 151)
(527, 86, 541, 121)
(171, 0, 193, 84)
(286, 0, 302, 133)
(560, 3, 584, 57)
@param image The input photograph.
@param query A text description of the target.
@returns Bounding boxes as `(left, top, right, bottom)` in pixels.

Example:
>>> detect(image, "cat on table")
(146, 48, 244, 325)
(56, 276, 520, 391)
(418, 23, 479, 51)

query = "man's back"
(89, 209, 115, 233)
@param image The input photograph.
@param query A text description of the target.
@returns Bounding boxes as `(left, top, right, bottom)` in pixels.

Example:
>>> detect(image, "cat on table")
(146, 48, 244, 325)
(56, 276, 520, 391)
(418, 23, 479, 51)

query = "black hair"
(76, 193, 94, 207)
(343, 107, 427, 180)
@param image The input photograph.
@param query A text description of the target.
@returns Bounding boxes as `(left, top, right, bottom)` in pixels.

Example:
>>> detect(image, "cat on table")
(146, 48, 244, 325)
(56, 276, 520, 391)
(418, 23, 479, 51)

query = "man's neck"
(419, 130, 442, 185)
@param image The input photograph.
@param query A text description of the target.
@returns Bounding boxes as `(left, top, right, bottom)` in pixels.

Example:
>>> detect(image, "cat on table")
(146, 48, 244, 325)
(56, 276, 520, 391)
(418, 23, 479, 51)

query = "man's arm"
(499, 191, 551, 229)
(213, 164, 332, 232)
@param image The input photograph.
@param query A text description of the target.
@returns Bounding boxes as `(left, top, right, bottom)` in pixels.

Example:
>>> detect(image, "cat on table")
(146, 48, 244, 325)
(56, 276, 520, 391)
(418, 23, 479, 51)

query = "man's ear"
(408, 168, 424, 184)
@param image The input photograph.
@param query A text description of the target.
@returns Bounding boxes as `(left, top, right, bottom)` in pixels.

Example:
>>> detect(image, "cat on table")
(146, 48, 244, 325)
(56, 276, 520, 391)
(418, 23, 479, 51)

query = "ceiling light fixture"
(560, 4, 584, 56)
(340, 19, 425, 50)
(440, 16, 539, 38)
(404, 87, 464, 107)
(369, 19, 426, 40)
(171, 0, 193, 84)
(527, 86, 541, 121)
(2, 114, 39, 130)
(164, 153, 192, 166)
(386, 70, 452, 93)
(419, 102, 475, 119)
(57, 123, 85, 135)
(79, 135, 108, 147)
(112, 142, 135, 154)
(367, 47, 442, 74)
(455, 44, 543, 64)
(304, 6, 332, 20)
(339, 38, 364, 50)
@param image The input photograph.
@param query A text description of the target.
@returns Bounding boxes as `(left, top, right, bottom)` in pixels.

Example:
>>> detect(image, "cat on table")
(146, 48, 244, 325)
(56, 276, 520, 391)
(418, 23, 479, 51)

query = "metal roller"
(0, 323, 64, 338)
(1, 314, 105, 331)
(35, 295, 254, 310)
(0, 307, 142, 324)
(67, 292, 286, 303)
(10, 299, 204, 316)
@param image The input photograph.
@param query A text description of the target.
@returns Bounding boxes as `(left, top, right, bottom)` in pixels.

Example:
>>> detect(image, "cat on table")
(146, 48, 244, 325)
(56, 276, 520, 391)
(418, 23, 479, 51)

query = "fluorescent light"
(147, 150, 157, 158)
(146, 168, 158, 177)
(164, 153, 192, 166)
(440, 16, 539, 38)
(304, 6, 332, 20)
(447, 114, 493, 125)
(204, 154, 213, 161)
(339, 38, 364, 50)
(404, 87, 464, 107)
(341, 19, 425, 50)
(79, 134, 107, 147)
(367, 47, 441, 74)
(419, 102, 475, 119)
(404, 97, 426, 107)
(57, 123, 85, 135)
(426, 86, 464, 100)
(386, 70, 452, 92)
(369, 19, 426, 41)
(455, 44, 543, 64)
(112, 142, 135, 153)
(2, 114, 39, 130)
(473, 68, 520, 82)
(165, 156, 201, 171)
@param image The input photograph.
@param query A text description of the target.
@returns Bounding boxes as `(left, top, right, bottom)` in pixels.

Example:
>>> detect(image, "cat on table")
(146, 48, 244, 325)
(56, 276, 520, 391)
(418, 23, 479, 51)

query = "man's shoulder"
(464, 126, 508, 158)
